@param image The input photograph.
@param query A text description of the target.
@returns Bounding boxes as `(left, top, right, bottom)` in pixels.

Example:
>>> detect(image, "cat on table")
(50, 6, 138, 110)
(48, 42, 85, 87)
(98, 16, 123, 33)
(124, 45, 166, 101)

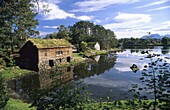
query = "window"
(44, 53, 47, 56)
(56, 51, 63, 56)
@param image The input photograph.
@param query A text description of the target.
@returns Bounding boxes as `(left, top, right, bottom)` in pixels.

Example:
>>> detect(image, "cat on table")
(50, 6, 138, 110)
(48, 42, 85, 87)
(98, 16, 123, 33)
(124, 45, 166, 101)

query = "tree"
(70, 21, 117, 50)
(0, 0, 39, 53)
(162, 37, 170, 45)
(56, 25, 71, 41)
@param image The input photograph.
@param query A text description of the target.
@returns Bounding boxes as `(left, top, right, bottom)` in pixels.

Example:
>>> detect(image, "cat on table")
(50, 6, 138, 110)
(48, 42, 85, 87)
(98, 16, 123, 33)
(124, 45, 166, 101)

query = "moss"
(4, 98, 36, 110)
(27, 38, 72, 48)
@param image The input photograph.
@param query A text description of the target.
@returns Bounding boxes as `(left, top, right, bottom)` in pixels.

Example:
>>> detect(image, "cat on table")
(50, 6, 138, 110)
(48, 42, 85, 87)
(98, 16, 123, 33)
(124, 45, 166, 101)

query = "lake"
(7, 46, 170, 102)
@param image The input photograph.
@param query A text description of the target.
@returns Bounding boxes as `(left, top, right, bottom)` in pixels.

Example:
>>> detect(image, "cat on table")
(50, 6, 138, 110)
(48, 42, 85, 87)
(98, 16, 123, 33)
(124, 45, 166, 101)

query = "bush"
(80, 41, 88, 52)
(0, 74, 9, 109)
(31, 83, 90, 110)
(4, 98, 35, 110)
(0, 58, 6, 66)
(129, 52, 170, 109)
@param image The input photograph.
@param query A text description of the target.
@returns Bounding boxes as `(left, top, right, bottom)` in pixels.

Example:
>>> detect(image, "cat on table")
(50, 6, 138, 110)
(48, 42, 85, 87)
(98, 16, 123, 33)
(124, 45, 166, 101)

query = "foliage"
(1, 67, 34, 80)
(119, 38, 162, 48)
(69, 21, 117, 50)
(0, 0, 39, 54)
(162, 37, 170, 45)
(79, 41, 88, 52)
(0, 73, 9, 109)
(44, 25, 72, 41)
(0, 58, 6, 67)
(129, 52, 170, 110)
(4, 98, 36, 110)
(31, 83, 90, 110)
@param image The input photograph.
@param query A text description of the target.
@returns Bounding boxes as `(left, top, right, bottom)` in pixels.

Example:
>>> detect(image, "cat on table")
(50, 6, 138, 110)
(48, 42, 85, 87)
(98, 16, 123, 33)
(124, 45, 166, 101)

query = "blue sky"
(36, 0, 170, 39)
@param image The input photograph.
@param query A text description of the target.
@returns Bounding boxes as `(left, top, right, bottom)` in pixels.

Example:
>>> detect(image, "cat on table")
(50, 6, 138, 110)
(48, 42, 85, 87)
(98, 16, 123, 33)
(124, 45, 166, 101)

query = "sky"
(36, 0, 170, 39)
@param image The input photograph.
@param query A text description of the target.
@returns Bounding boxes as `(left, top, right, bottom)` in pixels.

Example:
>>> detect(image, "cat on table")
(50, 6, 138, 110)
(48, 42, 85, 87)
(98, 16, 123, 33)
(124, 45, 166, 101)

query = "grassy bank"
(0, 67, 35, 80)
(57, 48, 121, 67)
(4, 98, 36, 110)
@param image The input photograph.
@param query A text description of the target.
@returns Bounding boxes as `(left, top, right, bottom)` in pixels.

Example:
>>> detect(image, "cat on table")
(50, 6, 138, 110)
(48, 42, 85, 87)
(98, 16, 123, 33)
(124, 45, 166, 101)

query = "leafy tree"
(0, 74, 9, 109)
(162, 37, 170, 45)
(44, 25, 72, 41)
(0, 0, 39, 53)
(56, 25, 72, 41)
(44, 32, 58, 39)
(70, 21, 117, 50)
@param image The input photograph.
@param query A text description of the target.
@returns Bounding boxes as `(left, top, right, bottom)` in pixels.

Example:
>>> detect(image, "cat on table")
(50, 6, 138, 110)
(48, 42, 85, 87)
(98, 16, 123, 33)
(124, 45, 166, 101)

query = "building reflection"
(7, 53, 117, 102)
(7, 66, 74, 102)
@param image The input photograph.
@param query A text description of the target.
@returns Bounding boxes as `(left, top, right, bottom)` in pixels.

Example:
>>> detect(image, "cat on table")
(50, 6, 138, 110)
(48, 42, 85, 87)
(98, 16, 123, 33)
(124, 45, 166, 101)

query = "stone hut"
(18, 38, 72, 71)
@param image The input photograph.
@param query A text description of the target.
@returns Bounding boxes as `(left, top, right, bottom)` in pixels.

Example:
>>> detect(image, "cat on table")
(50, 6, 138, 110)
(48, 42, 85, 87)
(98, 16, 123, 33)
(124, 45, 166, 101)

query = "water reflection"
(8, 74, 40, 101)
(7, 46, 170, 101)
(73, 54, 117, 80)
(7, 67, 74, 102)
(161, 46, 170, 54)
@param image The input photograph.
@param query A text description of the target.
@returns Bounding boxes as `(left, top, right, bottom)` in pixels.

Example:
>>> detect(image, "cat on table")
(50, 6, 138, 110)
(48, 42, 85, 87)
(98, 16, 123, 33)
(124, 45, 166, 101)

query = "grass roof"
(27, 38, 72, 48)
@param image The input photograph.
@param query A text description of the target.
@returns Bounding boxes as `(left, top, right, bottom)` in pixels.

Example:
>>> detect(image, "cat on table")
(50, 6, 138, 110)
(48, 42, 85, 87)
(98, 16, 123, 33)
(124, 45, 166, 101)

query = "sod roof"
(27, 38, 72, 48)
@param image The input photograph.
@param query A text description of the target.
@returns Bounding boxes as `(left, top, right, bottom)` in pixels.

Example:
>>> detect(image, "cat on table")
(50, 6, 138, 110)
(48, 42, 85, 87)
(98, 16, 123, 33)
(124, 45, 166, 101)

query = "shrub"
(0, 74, 9, 109)
(129, 52, 170, 110)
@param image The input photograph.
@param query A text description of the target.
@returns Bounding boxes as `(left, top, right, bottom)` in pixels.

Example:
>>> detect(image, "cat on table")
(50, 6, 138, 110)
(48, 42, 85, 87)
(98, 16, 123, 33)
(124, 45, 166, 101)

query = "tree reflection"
(161, 46, 169, 54)
(73, 54, 117, 80)
(7, 74, 40, 102)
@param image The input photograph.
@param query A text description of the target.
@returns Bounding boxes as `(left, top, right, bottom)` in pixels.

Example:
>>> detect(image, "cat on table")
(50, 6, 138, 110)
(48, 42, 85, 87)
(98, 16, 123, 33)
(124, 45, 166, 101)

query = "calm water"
(7, 46, 170, 101)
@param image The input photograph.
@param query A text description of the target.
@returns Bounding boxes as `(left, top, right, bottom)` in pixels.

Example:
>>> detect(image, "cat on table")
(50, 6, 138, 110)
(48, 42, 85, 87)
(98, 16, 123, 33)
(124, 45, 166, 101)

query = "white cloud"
(104, 19, 170, 39)
(76, 15, 94, 20)
(43, 25, 59, 28)
(103, 12, 153, 38)
(136, 0, 170, 9)
(114, 31, 147, 39)
(72, 0, 140, 12)
(149, 21, 170, 34)
(104, 13, 151, 30)
(114, 12, 151, 23)
(39, 31, 53, 36)
(147, 6, 170, 11)
(39, 1, 75, 20)
(94, 19, 102, 23)
(40, 0, 61, 4)
(38, 1, 94, 21)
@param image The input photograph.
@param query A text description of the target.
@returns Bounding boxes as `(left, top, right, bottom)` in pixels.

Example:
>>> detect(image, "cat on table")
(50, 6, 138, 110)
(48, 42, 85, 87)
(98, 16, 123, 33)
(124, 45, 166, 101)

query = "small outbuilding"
(94, 42, 100, 50)
(88, 42, 100, 50)
(18, 38, 72, 71)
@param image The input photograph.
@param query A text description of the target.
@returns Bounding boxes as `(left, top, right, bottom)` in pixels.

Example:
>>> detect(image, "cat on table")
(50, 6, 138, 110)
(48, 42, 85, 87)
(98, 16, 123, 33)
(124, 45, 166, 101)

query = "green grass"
(82, 100, 166, 110)
(4, 98, 36, 110)
(0, 67, 35, 80)
(94, 50, 107, 55)
(72, 53, 83, 58)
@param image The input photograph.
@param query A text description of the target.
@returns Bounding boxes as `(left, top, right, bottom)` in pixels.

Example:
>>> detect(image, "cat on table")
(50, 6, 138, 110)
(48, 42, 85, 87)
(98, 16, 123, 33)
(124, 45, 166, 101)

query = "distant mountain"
(162, 34, 170, 38)
(141, 34, 170, 39)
